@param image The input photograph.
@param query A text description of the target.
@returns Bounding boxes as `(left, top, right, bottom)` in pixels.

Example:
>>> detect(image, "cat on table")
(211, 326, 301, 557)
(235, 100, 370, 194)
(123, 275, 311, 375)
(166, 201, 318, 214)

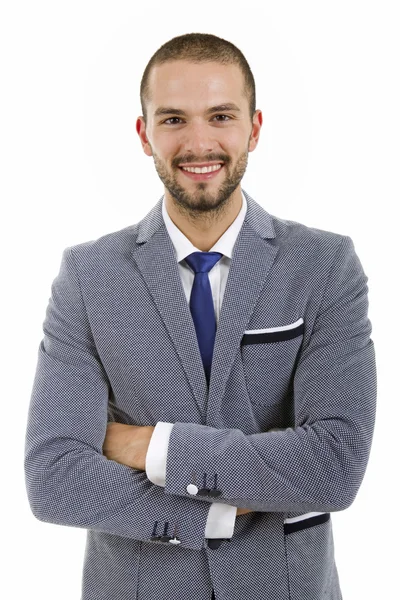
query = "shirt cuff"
(145, 421, 173, 486)
(146, 422, 237, 538)
(205, 502, 237, 538)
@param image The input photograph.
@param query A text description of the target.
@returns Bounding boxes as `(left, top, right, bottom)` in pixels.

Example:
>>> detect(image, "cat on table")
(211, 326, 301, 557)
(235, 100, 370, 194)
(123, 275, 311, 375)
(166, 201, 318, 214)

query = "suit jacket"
(144, 189, 249, 540)
(24, 189, 377, 600)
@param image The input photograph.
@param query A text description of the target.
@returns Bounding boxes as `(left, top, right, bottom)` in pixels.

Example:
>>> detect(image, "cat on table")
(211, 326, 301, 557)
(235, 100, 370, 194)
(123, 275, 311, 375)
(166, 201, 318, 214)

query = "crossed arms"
(24, 236, 377, 549)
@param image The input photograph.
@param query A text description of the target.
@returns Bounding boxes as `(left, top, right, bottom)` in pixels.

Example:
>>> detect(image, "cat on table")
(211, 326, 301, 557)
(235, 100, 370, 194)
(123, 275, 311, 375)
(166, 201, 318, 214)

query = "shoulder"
(266, 213, 353, 269)
(273, 212, 346, 245)
(63, 222, 142, 265)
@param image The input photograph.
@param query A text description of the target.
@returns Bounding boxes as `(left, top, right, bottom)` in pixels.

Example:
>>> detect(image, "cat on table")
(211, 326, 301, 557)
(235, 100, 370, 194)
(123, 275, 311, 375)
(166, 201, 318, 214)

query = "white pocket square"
(244, 317, 304, 335)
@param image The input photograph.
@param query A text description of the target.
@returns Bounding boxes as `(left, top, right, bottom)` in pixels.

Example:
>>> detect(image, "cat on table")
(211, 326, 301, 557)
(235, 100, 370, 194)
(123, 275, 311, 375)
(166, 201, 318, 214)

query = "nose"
(182, 119, 218, 157)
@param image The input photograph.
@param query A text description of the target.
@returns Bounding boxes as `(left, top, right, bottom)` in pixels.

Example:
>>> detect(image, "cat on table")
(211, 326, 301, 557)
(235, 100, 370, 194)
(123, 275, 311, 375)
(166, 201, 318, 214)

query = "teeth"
(181, 164, 222, 174)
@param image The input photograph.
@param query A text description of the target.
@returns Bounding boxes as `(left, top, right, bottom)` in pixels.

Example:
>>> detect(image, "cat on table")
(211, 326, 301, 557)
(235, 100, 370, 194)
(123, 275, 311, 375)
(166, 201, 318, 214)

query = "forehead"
(147, 60, 245, 109)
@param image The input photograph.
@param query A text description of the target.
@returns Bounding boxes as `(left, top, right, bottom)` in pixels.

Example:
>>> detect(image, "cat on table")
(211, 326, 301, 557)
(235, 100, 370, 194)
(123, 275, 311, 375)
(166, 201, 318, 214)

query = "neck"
(164, 188, 243, 252)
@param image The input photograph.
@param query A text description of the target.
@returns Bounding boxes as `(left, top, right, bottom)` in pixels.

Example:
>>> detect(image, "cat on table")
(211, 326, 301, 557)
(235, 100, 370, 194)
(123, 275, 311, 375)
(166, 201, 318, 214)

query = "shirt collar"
(161, 190, 248, 263)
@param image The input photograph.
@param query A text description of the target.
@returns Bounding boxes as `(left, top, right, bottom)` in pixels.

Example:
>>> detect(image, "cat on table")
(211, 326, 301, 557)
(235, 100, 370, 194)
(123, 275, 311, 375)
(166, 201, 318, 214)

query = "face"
(136, 60, 262, 217)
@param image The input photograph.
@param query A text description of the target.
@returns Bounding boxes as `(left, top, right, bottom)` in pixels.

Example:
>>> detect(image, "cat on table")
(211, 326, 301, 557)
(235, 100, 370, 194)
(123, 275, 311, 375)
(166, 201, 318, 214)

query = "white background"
(1, 1, 398, 598)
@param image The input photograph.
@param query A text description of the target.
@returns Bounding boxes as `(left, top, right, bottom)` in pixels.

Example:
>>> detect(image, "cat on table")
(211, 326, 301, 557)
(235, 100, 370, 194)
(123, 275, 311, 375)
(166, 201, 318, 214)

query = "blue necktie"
(185, 252, 223, 385)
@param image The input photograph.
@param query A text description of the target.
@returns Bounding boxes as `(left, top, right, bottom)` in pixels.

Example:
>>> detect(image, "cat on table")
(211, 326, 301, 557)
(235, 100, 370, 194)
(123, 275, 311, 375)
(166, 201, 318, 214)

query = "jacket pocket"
(242, 318, 304, 345)
(284, 512, 335, 600)
(240, 318, 304, 406)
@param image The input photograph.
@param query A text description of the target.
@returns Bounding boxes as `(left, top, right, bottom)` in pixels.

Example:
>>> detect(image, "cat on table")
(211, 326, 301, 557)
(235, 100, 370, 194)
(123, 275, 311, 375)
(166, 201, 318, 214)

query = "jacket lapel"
(132, 215, 209, 416)
(131, 190, 278, 420)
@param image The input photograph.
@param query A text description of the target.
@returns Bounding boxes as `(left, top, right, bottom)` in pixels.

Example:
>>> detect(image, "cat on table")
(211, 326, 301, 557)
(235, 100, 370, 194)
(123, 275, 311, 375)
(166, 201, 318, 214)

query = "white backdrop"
(1, 1, 398, 598)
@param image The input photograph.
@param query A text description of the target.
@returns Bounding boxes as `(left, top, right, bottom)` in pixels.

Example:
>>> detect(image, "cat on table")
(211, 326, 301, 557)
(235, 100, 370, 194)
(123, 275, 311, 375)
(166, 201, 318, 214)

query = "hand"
(236, 507, 254, 516)
(102, 422, 155, 471)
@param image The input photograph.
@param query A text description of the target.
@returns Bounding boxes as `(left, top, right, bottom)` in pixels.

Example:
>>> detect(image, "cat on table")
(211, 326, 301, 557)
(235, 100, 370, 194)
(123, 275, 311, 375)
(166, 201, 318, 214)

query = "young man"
(25, 33, 377, 600)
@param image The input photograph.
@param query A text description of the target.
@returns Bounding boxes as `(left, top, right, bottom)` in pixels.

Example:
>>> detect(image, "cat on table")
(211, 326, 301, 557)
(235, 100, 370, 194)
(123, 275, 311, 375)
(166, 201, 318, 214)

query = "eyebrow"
(154, 103, 242, 118)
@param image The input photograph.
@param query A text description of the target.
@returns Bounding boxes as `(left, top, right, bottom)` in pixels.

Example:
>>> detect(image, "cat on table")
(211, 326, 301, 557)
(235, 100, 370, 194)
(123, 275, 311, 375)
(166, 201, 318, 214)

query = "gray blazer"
(24, 189, 377, 600)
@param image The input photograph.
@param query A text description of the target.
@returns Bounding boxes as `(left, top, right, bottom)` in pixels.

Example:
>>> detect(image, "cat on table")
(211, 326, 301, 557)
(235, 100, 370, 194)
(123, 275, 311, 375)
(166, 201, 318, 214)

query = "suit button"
(187, 483, 198, 495)
(169, 524, 181, 544)
(209, 474, 222, 496)
(160, 522, 172, 542)
(169, 537, 181, 545)
(207, 538, 224, 549)
(151, 521, 160, 541)
(198, 473, 210, 495)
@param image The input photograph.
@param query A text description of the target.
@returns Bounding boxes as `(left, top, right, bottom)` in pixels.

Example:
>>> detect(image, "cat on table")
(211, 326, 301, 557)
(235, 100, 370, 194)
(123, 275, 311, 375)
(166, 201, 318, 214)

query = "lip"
(179, 164, 224, 181)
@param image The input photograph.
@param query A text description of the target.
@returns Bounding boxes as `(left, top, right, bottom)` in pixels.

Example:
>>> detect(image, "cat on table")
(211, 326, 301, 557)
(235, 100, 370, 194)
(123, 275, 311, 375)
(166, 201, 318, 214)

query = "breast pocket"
(240, 318, 304, 406)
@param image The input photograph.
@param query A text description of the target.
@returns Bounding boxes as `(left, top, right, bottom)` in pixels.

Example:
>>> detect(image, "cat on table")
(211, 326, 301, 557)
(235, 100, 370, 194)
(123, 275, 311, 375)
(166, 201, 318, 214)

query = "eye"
(214, 114, 231, 122)
(163, 117, 182, 125)
(162, 114, 232, 125)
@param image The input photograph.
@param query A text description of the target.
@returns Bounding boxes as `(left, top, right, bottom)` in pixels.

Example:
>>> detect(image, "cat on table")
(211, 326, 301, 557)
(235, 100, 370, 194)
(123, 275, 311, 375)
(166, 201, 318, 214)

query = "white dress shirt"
(145, 189, 248, 539)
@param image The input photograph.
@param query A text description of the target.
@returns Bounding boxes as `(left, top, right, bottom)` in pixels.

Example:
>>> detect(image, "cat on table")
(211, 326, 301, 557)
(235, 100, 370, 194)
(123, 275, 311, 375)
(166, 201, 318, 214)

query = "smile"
(179, 164, 224, 181)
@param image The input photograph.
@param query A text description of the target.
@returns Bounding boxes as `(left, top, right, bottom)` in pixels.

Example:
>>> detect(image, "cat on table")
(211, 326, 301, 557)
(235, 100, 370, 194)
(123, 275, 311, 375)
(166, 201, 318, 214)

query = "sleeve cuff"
(204, 502, 237, 538)
(145, 421, 174, 486)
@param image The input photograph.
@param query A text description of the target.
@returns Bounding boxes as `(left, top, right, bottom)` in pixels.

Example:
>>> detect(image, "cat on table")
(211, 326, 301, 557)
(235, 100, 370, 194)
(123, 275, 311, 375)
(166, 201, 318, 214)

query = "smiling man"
(25, 33, 376, 600)
(137, 58, 262, 252)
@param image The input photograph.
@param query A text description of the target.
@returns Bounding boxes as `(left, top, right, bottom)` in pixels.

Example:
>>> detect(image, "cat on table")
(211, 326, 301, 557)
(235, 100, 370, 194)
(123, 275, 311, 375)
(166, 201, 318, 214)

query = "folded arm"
(24, 247, 224, 550)
(162, 236, 377, 513)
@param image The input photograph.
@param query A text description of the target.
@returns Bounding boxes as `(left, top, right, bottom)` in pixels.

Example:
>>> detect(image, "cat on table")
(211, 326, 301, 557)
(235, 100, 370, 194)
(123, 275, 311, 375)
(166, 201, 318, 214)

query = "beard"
(151, 149, 249, 222)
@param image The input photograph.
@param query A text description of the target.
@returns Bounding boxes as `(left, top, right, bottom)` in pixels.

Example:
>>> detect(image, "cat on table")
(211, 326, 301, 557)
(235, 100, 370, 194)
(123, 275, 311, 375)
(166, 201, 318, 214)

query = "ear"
(136, 116, 153, 157)
(248, 109, 263, 153)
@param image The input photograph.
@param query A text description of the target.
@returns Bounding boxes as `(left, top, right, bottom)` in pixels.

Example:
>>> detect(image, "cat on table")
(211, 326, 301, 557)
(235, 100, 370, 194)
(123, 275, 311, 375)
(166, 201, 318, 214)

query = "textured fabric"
(146, 191, 247, 539)
(185, 251, 225, 556)
(185, 251, 223, 384)
(146, 421, 237, 539)
(24, 189, 376, 600)
(145, 193, 248, 536)
(161, 190, 247, 328)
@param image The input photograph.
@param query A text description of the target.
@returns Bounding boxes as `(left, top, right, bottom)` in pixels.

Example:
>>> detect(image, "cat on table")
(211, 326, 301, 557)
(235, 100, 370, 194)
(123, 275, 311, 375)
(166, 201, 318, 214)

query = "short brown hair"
(140, 33, 256, 125)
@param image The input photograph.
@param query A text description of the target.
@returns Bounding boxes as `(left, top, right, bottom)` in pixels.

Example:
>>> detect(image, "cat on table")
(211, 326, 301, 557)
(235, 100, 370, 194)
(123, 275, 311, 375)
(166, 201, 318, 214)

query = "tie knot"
(185, 252, 223, 274)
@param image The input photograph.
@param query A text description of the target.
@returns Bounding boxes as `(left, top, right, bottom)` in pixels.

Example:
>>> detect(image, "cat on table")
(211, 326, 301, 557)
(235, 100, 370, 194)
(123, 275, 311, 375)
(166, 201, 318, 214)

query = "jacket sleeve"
(163, 235, 377, 513)
(146, 421, 237, 538)
(24, 247, 213, 550)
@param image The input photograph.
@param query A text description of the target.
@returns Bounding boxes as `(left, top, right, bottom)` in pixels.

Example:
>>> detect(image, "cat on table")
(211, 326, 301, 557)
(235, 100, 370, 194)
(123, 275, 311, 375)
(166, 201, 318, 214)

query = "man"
(24, 33, 377, 600)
